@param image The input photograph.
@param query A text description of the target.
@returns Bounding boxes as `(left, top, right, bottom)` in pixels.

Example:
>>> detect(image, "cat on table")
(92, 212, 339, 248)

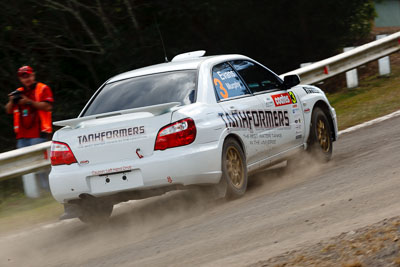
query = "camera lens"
(11, 91, 22, 104)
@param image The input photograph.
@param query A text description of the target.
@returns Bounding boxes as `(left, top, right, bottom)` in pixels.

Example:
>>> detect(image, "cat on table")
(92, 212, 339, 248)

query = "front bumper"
(330, 107, 339, 141)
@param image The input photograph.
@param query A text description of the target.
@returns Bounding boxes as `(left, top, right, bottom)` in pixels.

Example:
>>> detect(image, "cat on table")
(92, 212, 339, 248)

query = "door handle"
(265, 100, 274, 106)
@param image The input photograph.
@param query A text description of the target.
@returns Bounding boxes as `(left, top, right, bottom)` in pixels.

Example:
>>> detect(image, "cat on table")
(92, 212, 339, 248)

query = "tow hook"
(136, 148, 144, 159)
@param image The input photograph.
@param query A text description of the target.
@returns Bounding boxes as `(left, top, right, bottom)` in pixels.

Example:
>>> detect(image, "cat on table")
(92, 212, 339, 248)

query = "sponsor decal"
(225, 81, 242, 90)
(303, 87, 321, 94)
(92, 165, 132, 176)
(288, 91, 297, 104)
(80, 160, 89, 165)
(214, 78, 228, 99)
(217, 70, 236, 80)
(78, 126, 145, 145)
(214, 70, 245, 99)
(272, 93, 292, 106)
(167, 176, 173, 184)
(218, 109, 290, 130)
(296, 134, 302, 140)
(246, 133, 284, 145)
(304, 108, 311, 113)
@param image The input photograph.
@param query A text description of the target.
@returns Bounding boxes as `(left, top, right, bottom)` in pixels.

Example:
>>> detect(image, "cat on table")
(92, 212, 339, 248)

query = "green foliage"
(327, 62, 400, 130)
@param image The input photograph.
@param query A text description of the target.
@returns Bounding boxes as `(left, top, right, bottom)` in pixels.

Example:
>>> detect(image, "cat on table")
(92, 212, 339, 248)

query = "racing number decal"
(214, 78, 228, 99)
(288, 91, 297, 104)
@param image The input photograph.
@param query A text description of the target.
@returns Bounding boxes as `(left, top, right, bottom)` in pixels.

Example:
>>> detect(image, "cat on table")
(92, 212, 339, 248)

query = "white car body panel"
(50, 53, 338, 204)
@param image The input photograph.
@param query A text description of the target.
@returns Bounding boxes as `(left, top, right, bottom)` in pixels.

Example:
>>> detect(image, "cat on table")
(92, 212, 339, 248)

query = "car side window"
(230, 60, 282, 93)
(212, 62, 250, 101)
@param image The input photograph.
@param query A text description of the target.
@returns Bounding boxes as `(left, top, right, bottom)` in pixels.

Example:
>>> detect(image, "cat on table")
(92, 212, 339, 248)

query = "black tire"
(78, 199, 113, 224)
(220, 138, 248, 199)
(308, 107, 333, 161)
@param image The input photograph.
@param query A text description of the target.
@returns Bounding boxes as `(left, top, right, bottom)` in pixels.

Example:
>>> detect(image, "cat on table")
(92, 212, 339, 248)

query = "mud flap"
(59, 203, 83, 220)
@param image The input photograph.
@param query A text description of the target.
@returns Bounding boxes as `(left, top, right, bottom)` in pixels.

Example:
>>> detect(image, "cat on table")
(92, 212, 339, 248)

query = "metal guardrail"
(1, 31, 399, 181)
(0, 141, 51, 182)
(281, 31, 400, 84)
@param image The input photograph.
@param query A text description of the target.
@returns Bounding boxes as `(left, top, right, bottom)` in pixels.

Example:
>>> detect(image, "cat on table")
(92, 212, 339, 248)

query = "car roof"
(106, 54, 248, 83)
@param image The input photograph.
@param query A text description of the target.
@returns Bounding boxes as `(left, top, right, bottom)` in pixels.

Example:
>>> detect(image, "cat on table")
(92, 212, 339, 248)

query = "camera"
(9, 90, 23, 104)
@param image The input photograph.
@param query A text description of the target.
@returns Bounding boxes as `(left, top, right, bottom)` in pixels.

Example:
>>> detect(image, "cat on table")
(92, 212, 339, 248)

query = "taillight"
(155, 118, 196, 150)
(51, 141, 77, 166)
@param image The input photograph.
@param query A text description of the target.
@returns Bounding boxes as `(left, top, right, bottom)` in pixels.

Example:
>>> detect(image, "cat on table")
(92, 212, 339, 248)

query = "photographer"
(5, 66, 53, 146)
(5, 66, 54, 194)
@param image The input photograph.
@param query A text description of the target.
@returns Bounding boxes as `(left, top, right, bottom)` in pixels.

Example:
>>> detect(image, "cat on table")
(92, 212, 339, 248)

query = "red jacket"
(13, 83, 53, 138)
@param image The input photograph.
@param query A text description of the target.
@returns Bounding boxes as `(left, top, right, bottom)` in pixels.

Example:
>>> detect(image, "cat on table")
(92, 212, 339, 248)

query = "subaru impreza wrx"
(49, 51, 338, 223)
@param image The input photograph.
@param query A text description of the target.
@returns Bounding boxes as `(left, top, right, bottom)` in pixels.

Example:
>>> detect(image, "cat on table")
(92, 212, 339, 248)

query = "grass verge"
(0, 192, 62, 234)
(326, 63, 400, 130)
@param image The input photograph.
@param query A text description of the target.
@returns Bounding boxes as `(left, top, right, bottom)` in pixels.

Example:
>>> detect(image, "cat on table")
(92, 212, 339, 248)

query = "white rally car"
(50, 51, 338, 223)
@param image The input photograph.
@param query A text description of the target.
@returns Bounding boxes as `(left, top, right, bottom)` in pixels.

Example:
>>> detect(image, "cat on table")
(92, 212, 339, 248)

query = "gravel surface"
(250, 216, 400, 267)
(1, 113, 400, 267)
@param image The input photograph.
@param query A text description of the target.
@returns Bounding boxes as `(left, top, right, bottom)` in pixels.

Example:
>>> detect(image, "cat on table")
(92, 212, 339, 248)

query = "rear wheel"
(220, 138, 247, 199)
(78, 198, 113, 224)
(308, 107, 333, 161)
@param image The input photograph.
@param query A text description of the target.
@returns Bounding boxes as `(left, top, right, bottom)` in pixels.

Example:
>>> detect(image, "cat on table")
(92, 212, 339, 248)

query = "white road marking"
(338, 109, 400, 135)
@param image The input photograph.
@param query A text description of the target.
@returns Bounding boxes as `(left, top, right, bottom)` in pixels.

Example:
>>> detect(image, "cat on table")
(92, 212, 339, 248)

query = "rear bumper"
(49, 141, 222, 203)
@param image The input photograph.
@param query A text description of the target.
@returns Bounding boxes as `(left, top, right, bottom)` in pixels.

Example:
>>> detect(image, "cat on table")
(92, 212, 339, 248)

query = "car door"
(230, 60, 304, 157)
(212, 62, 265, 166)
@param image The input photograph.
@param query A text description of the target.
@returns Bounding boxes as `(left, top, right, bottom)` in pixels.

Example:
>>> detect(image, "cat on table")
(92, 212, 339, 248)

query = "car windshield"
(82, 70, 197, 116)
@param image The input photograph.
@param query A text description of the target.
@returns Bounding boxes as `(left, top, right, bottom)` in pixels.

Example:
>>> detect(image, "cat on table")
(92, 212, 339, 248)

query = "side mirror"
(283, 74, 300, 89)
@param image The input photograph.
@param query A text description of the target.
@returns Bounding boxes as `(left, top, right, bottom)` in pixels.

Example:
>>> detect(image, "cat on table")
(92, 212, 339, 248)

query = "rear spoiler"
(53, 102, 180, 128)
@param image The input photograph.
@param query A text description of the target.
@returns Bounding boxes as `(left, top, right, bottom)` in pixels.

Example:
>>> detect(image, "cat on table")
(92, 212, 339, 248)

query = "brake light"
(155, 118, 196, 150)
(51, 141, 77, 166)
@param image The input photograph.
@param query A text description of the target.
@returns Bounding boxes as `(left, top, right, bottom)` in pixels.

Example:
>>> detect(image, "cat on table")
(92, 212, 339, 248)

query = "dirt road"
(1, 114, 400, 267)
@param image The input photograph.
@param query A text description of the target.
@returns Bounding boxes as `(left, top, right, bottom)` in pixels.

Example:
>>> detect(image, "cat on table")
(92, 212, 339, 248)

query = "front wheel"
(308, 107, 333, 161)
(220, 138, 248, 199)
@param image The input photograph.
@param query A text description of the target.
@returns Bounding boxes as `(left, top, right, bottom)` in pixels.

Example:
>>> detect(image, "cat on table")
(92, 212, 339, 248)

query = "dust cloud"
(0, 187, 222, 266)
(247, 152, 329, 198)
(0, 151, 328, 267)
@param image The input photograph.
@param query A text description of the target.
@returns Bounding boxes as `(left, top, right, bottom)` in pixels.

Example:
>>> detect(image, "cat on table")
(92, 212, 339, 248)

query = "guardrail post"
(376, 34, 391, 76)
(22, 173, 40, 198)
(344, 47, 359, 88)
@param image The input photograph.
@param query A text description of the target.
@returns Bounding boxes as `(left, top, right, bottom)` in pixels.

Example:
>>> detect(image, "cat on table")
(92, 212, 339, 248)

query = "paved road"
(1, 114, 400, 267)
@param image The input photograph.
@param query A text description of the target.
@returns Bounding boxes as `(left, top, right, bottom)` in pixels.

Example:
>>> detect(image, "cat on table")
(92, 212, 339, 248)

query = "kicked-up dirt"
(250, 216, 400, 267)
(1, 112, 400, 267)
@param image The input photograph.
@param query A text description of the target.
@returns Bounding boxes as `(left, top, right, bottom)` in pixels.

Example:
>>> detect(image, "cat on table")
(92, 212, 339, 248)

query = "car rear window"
(82, 70, 197, 116)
